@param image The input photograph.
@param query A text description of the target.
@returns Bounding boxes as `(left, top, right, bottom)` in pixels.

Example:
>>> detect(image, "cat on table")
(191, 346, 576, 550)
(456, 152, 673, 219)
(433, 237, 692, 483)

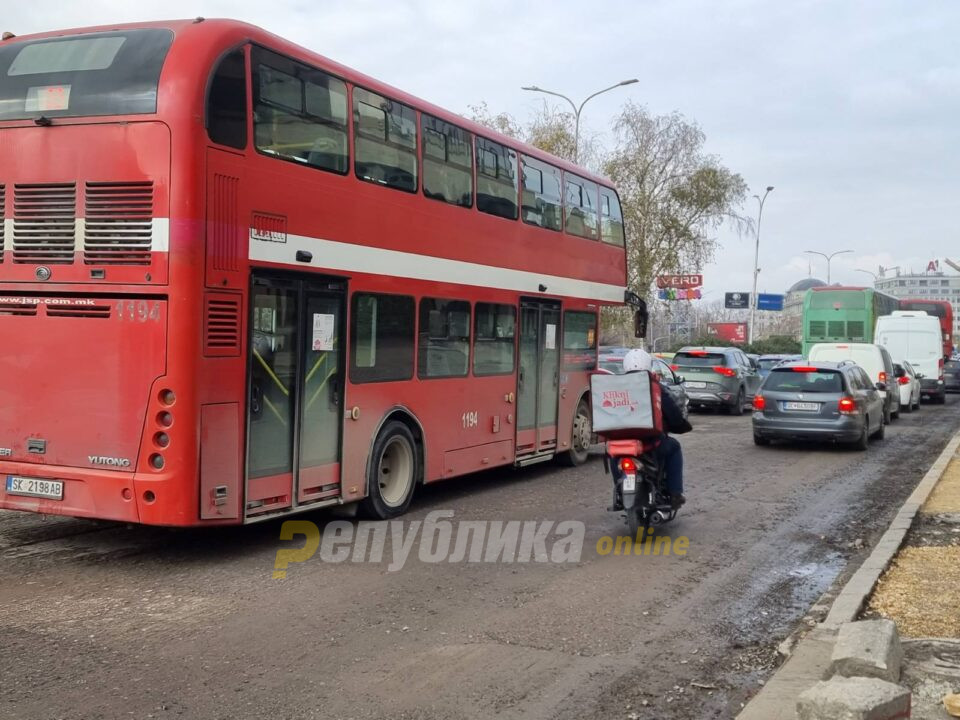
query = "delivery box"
(590, 371, 664, 439)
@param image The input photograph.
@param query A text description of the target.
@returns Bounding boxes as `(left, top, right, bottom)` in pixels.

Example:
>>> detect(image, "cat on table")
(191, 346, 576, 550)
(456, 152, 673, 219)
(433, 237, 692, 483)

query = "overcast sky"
(7, 1, 960, 297)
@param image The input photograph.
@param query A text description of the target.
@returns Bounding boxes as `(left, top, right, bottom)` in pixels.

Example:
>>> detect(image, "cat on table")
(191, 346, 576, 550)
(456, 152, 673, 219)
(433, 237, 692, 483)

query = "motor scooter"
(605, 438, 678, 537)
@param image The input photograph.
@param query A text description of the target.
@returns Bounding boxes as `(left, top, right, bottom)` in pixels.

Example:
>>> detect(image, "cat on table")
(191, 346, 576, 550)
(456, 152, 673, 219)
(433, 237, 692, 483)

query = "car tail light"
(939, 357, 945, 380)
(791, 366, 817, 373)
(619, 458, 636, 473)
(753, 395, 766, 411)
(670, 365, 679, 371)
(713, 366, 737, 377)
(688, 351, 707, 356)
(838, 397, 857, 414)
(898, 376, 910, 385)
(878, 371, 887, 384)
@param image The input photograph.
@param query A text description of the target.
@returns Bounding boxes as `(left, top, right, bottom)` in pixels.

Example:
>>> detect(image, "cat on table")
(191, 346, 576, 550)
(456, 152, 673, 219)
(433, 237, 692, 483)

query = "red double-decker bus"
(898, 299, 954, 357)
(0, 20, 632, 525)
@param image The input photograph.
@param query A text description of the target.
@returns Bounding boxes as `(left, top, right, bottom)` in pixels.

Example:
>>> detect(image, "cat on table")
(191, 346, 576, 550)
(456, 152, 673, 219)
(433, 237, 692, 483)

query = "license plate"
(622, 474, 636, 492)
(685, 381, 706, 389)
(5, 475, 63, 500)
(784, 401, 819, 411)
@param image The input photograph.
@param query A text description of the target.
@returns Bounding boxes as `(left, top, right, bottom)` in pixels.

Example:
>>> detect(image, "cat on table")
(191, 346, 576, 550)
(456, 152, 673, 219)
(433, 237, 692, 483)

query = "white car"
(894, 361, 921, 413)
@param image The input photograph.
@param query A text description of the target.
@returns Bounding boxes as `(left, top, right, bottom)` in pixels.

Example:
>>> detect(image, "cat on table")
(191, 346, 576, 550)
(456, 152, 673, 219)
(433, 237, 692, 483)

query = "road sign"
(757, 293, 785, 311)
(656, 274, 703, 290)
(725, 292, 749, 309)
(707, 322, 747, 342)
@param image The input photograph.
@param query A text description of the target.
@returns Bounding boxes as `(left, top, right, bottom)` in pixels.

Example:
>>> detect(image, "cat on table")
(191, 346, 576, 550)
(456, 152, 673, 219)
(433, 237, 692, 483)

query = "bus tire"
(558, 398, 592, 467)
(361, 421, 419, 519)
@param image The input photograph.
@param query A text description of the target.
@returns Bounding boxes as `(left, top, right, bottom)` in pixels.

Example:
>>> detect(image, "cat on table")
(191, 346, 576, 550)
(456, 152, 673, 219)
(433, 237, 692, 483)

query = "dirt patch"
(867, 546, 960, 638)
(923, 458, 960, 514)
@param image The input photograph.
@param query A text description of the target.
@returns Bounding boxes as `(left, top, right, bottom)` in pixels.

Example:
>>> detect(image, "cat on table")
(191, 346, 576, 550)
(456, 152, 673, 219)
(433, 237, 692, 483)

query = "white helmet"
(622, 348, 653, 373)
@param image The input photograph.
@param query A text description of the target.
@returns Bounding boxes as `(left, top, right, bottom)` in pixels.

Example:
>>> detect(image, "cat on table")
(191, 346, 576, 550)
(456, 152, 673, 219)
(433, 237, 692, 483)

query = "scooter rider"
(617, 348, 692, 508)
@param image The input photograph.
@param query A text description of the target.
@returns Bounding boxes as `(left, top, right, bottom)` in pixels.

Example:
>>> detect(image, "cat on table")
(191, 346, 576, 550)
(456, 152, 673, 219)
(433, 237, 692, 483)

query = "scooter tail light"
(619, 458, 637, 473)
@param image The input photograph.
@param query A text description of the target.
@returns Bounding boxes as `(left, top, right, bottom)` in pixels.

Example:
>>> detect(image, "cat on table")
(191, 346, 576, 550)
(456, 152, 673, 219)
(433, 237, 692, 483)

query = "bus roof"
(2, 18, 615, 189)
(809, 286, 869, 292)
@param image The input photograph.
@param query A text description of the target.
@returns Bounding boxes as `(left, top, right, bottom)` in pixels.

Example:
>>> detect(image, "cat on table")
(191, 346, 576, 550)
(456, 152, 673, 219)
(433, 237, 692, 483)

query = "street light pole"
(748, 186, 774, 345)
(520, 79, 638, 164)
(805, 249, 853, 285)
(854, 268, 878, 284)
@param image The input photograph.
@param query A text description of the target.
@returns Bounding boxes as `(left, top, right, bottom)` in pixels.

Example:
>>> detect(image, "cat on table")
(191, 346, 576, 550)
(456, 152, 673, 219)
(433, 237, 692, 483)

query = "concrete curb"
(822, 430, 960, 629)
(737, 429, 960, 719)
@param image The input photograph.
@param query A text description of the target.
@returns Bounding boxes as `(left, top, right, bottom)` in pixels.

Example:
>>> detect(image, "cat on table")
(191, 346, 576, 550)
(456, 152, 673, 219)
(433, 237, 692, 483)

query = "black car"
(944, 359, 960, 393)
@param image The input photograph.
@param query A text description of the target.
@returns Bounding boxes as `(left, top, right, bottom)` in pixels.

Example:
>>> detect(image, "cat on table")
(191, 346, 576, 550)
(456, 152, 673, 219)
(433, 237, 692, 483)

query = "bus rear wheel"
(361, 421, 419, 519)
(558, 398, 592, 467)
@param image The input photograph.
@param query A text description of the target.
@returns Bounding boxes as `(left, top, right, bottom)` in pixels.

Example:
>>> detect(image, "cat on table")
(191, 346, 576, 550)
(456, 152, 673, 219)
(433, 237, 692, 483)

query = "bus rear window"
(809, 291, 865, 310)
(0, 29, 173, 120)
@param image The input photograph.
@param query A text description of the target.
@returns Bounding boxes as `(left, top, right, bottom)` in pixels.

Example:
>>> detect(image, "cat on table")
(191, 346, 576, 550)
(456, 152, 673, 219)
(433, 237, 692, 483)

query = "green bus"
(801, 287, 900, 356)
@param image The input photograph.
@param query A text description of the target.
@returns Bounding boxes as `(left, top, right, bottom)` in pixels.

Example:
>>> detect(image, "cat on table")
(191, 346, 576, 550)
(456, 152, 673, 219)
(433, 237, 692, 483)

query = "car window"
(765, 369, 843, 393)
(845, 370, 861, 391)
(675, 352, 725, 367)
(758, 358, 782, 371)
(858, 368, 873, 388)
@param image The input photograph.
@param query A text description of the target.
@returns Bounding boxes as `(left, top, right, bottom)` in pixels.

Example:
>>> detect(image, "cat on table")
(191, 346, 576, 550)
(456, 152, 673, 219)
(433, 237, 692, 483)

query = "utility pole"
(748, 186, 774, 344)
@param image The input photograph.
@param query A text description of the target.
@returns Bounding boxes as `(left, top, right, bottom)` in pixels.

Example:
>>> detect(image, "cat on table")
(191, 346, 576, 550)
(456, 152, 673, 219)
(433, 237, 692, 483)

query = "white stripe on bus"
(248, 232, 626, 302)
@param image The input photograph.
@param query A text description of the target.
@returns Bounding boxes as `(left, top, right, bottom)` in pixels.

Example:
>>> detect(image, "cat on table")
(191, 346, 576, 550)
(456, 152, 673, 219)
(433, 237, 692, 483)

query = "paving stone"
(797, 676, 911, 720)
(829, 619, 903, 683)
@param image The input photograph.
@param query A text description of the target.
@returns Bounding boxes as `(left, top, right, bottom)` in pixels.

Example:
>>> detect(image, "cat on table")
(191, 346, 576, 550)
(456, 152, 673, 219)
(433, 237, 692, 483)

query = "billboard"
(707, 322, 747, 343)
(757, 293, 785, 311)
(724, 292, 749, 309)
(658, 288, 702, 300)
(656, 274, 703, 290)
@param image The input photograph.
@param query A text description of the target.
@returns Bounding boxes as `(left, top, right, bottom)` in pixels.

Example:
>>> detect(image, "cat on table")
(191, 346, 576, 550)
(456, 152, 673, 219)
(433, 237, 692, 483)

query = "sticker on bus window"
(25, 85, 71, 112)
(545, 323, 556, 350)
(312, 313, 335, 352)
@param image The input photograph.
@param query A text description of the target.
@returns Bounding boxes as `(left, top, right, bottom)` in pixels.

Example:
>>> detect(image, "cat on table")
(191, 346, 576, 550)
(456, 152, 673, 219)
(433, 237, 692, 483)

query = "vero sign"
(656, 274, 703, 290)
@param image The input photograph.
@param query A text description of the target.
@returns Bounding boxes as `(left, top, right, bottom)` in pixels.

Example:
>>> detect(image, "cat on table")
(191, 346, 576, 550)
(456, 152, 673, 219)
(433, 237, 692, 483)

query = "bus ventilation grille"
(0, 300, 37, 317)
(0, 184, 5, 262)
(84, 182, 154, 265)
(12, 183, 77, 264)
(204, 293, 241, 357)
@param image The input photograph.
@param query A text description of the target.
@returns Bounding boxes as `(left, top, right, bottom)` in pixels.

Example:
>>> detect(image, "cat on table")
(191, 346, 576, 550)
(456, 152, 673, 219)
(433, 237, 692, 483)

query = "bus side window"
(473, 303, 516, 375)
(252, 47, 349, 175)
(421, 115, 473, 207)
(475, 137, 519, 220)
(206, 48, 247, 150)
(418, 298, 470, 378)
(520, 155, 562, 231)
(353, 87, 417, 193)
(564, 173, 600, 240)
(599, 187, 625, 246)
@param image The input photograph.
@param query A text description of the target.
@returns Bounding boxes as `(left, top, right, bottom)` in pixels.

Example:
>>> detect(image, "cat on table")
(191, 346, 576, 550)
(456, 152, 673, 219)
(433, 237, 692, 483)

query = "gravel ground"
(1, 398, 959, 720)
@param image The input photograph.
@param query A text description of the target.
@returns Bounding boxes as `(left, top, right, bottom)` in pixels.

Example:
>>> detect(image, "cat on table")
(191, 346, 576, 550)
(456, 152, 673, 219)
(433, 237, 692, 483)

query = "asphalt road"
(2, 397, 959, 720)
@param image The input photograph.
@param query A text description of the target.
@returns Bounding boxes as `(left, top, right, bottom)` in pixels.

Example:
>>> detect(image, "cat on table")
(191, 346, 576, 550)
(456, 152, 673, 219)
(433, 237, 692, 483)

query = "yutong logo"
(88, 455, 132, 468)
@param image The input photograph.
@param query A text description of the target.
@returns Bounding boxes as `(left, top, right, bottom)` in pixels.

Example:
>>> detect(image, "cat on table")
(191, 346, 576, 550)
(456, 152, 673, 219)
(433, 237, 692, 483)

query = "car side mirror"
(677, 375, 685, 384)
(875, 382, 887, 391)
(916, 373, 925, 379)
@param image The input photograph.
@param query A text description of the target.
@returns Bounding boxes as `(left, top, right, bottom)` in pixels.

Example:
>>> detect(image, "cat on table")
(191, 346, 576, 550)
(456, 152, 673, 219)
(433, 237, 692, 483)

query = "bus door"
(516, 299, 561, 457)
(246, 274, 346, 517)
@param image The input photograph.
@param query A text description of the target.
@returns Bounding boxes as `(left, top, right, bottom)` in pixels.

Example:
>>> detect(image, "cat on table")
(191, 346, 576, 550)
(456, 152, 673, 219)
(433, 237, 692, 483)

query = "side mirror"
(916, 373, 925, 379)
(677, 375, 685, 384)
(875, 382, 887, 392)
(633, 303, 649, 339)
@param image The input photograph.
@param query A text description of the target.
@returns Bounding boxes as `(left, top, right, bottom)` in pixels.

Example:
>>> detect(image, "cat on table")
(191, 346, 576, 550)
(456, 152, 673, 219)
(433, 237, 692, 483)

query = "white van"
(875, 312, 945, 404)
(808, 342, 900, 422)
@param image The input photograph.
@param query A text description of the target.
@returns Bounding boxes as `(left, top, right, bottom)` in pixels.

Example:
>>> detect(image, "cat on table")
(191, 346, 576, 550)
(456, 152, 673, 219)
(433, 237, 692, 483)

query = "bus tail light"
(713, 366, 737, 377)
(752, 395, 766, 411)
(838, 397, 857, 415)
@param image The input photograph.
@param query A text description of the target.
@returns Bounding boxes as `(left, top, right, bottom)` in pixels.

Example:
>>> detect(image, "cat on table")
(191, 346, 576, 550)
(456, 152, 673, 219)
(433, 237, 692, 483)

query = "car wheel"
(902, 397, 912, 413)
(360, 421, 419, 519)
(938, 391, 948, 405)
(753, 433, 770, 446)
(730, 388, 745, 416)
(883, 403, 892, 425)
(872, 414, 885, 440)
(854, 421, 869, 450)
(892, 403, 900, 420)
